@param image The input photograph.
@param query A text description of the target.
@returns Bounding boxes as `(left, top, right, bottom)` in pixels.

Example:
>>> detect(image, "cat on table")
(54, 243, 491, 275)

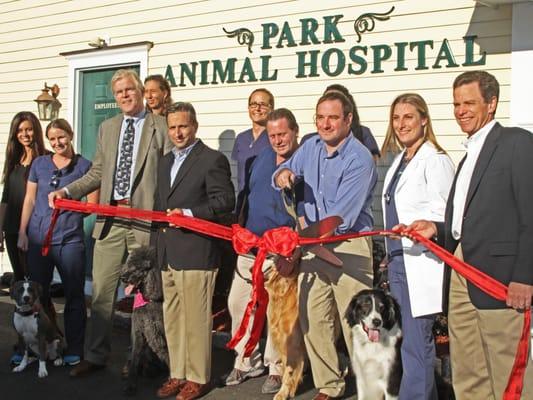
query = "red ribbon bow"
(227, 225, 299, 356)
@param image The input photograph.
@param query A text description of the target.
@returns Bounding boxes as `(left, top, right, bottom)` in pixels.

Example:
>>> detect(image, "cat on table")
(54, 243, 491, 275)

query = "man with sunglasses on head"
(274, 91, 377, 400)
(49, 69, 171, 377)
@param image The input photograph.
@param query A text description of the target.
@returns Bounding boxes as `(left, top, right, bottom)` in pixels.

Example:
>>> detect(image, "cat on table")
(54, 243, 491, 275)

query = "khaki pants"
(449, 244, 533, 400)
(227, 255, 282, 375)
(298, 237, 373, 398)
(162, 267, 217, 384)
(86, 224, 140, 365)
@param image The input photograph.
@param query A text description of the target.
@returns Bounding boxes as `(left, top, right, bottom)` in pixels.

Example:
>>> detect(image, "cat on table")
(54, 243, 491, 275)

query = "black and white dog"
(11, 280, 63, 378)
(120, 246, 169, 395)
(345, 289, 402, 400)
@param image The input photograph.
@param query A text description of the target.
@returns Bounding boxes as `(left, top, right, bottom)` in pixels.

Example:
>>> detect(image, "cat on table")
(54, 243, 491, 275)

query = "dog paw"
(38, 368, 48, 378)
(273, 389, 291, 400)
(12, 365, 25, 373)
(53, 357, 63, 367)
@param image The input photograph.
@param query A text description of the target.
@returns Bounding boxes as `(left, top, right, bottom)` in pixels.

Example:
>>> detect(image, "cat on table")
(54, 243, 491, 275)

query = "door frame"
(61, 42, 152, 150)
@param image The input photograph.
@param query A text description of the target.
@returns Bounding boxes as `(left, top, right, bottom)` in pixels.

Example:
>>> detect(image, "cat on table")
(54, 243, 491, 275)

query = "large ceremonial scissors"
(281, 186, 343, 267)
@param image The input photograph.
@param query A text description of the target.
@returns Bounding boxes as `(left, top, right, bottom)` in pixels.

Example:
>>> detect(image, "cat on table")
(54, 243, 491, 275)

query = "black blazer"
(152, 140, 235, 270)
(437, 123, 533, 309)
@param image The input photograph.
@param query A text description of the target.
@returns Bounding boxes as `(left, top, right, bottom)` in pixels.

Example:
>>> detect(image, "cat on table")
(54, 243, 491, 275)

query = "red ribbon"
(227, 225, 299, 356)
(45, 200, 529, 399)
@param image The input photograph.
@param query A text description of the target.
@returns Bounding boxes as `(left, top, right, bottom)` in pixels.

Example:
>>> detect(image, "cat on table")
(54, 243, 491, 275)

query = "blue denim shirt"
(245, 147, 296, 236)
(27, 155, 91, 245)
(273, 133, 376, 234)
(231, 128, 270, 192)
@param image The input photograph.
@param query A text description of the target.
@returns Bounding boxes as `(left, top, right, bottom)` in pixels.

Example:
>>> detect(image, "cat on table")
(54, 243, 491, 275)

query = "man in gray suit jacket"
(406, 70, 533, 399)
(49, 69, 170, 376)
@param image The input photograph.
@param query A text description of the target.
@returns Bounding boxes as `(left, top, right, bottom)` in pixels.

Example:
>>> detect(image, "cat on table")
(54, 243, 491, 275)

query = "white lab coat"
(382, 141, 455, 317)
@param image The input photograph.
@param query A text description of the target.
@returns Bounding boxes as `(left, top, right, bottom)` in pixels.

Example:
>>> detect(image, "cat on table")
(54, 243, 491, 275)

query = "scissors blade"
(299, 216, 344, 266)
(307, 245, 343, 267)
(300, 216, 343, 238)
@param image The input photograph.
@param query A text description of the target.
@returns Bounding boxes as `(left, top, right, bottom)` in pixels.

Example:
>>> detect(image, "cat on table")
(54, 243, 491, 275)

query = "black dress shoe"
(69, 360, 105, 377)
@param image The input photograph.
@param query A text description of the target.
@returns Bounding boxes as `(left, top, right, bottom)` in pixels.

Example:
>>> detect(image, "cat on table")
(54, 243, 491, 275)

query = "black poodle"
(120, 246, 169, 395)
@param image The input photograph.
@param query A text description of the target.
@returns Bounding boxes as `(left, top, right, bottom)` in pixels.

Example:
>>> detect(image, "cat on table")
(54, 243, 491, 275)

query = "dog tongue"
(124, 284, 135, 296)
(368, 329, 380, 342)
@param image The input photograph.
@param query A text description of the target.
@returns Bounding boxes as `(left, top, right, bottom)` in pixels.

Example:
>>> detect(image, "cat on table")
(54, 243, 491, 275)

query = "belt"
(388, 249, 403, 259)
(114, 198, 131, 206)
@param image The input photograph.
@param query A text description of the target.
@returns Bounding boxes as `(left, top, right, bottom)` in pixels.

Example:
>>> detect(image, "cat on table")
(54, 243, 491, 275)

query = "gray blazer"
(67, 112, 171, 245)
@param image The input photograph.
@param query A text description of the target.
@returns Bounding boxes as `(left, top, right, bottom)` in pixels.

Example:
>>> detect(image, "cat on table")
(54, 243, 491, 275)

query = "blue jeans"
(388, 256, 437, 400)
(27, 242, 87, 357)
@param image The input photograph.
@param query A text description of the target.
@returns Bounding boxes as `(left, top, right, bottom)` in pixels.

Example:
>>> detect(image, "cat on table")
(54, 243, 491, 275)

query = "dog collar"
(15, 304, 40, 317)
(133, 292, 150, 309)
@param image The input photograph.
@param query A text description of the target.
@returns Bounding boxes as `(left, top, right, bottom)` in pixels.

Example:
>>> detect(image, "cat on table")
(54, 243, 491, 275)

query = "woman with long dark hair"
(0, 111, 48, 282)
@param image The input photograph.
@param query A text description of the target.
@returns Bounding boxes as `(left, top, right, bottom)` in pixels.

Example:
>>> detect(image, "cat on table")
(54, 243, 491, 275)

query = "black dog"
(11, 280, 63, 378)
(345, 289, 402, 400)
(120, 246, 169, 395)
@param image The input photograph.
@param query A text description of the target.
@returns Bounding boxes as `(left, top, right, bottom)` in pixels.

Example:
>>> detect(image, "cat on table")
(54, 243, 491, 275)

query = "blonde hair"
(381, 93, 446, 155)
(111, 69, 144, 94)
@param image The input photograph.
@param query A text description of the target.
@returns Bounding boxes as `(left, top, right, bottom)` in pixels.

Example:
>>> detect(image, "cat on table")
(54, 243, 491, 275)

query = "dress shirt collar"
(319, 131, 355, 159)
(462, 119, 496, 150)
(171, 139, 199, 160)
(123, 108, 147, 122)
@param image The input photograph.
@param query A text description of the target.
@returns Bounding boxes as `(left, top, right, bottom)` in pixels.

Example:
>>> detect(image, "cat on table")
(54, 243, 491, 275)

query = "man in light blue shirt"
(274, 91, 376, 400)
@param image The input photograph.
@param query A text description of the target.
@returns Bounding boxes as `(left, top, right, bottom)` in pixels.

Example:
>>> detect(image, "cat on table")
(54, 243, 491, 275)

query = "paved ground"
(0, 286, 358, 400)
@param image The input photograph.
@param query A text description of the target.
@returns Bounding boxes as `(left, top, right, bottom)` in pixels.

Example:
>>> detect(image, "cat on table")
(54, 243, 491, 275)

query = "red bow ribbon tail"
(242, 248, 269, 357)
(503, 311, 531, 400)
(226, 225, 262, 351)
(42, 208, 60, 256)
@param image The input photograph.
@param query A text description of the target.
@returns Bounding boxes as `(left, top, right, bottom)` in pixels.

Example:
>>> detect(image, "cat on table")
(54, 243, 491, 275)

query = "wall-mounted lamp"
(34, 83, 61, 121)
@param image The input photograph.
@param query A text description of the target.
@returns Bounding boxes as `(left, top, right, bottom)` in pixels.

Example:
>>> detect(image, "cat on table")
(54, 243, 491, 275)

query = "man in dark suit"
(48, 69, 170, 376)
(405, 70, 533, 399)
(153, 102, 235, 400)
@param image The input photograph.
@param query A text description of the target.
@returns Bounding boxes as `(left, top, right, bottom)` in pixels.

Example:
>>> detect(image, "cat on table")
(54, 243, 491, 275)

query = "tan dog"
(265, 257, 305, 400)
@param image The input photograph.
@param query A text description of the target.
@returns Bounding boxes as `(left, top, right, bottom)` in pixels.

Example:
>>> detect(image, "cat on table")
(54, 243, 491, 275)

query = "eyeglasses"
(248, 102, 271, 109)
(49, 169, 62, 188)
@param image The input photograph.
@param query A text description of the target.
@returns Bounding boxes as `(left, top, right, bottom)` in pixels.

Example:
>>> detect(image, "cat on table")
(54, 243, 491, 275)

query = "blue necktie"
(115, 118, 135, 196)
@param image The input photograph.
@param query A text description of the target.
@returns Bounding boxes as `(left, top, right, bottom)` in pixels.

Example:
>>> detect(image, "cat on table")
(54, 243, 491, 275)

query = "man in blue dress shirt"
(226, 108, 300, 395)
(274, 91, 377, 400)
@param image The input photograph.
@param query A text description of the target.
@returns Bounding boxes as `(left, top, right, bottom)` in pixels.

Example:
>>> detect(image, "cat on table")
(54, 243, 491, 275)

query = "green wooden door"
(78, 65, 140, 275)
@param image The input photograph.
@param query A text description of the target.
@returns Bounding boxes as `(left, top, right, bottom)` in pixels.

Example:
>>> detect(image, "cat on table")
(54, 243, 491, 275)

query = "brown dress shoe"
(156, 378, 186, 398)
(176, 381, 211, 400)
(313, 393, 341, 400)
(69, 360, 105, 377)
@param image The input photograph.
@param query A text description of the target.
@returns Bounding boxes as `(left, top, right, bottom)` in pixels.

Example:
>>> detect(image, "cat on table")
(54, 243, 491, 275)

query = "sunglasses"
(49, 169, 62, 188)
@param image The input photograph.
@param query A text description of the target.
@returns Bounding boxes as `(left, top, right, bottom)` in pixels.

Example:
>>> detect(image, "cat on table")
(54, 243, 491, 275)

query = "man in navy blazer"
(406, 70, 533, 399)
(153, 102, 235, 400)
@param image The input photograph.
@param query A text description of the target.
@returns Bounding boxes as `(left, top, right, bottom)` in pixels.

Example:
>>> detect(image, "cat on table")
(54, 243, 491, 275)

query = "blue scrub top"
(27, 154, 92, 245)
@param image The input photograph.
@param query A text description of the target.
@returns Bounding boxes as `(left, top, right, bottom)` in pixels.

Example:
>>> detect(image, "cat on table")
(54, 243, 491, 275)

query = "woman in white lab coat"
(381, 93, 455, 400)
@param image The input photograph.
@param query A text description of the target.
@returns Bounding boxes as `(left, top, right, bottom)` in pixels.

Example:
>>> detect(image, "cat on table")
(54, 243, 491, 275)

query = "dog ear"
(386, 294, 401, 329)
(144, 267, 163, 302)
(33, 282, 43, 299)
(344, 296, 359, 327)
(9, 281, 17, 300)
